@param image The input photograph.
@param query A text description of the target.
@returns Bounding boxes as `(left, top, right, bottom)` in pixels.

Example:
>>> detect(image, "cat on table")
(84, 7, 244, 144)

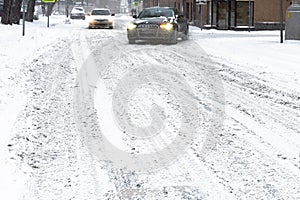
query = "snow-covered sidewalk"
(191, 27, 300, 92)
(0, 15, 74, 199)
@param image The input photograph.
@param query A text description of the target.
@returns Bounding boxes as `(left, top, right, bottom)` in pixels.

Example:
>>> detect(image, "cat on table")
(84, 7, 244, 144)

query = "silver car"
(70, 6, 86, 20)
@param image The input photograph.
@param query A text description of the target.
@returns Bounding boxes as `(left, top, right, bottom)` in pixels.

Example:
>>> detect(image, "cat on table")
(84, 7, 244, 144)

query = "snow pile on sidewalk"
(0, 15, 73, 200)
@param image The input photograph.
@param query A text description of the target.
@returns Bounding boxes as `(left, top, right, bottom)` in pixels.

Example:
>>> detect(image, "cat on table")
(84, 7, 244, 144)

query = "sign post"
(22, 0, 26, 36)
(280, 0, 283, 43)
(41, 0, 56, 28)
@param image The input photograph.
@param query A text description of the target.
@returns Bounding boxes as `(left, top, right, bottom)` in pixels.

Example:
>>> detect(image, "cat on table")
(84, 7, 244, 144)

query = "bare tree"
(11, 0, 22, 24)
(1, 0, 24, 25)
(1, 0, 13, 24)
(25, 0, 35, 22)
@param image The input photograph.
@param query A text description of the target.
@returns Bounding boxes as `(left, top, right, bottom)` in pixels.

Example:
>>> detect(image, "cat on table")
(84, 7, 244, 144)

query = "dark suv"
(127, 7, 189, 44)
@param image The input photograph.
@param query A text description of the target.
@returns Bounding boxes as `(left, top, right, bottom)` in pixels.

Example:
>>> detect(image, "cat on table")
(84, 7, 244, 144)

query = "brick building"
(95, 0, 120, 13)
(142, 0, 292, 30)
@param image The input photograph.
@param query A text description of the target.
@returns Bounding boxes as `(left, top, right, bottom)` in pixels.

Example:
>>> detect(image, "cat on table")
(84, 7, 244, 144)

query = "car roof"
(144, 7, 174, 10)
(92, 8, 110, 11)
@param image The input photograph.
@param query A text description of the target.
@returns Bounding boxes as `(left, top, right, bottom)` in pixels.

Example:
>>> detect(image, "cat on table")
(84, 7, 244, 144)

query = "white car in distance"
(88, 8, 115, 29)
(70, 6, 86, 20)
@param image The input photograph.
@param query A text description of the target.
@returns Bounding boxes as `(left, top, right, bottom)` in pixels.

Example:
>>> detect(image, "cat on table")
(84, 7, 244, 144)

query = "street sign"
(133, 0, 139, 7)
(42, 0, 56, 3)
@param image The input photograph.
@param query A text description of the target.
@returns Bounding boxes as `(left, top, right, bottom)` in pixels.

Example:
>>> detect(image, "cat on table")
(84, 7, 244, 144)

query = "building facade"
(95, 0, 120, 13)
(141, 0, 292, 30)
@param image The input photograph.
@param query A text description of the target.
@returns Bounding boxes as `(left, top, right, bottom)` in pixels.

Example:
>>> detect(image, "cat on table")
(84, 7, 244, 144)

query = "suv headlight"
(160, 23, 173, 31)
(127, 22, 137, 30)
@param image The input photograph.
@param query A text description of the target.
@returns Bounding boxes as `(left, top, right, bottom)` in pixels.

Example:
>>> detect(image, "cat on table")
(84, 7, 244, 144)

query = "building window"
(217, 1, 229, 29)
(207, 0, 254, 29)
(236, 1, 254, 26)
(230, 0, 236, 28)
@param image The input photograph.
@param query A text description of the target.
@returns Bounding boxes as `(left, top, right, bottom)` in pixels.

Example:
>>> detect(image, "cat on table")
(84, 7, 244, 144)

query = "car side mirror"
(133, 14, 137, 18)
(111, 13, 115, 16)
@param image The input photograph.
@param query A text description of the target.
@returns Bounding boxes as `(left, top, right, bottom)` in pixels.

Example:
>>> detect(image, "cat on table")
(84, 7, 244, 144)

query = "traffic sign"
(133, 0, 139, 6)
(42, 0, 56, 3)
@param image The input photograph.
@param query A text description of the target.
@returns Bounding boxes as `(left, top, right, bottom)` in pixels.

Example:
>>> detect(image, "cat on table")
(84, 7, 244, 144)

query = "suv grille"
(138, 24, 159, 29)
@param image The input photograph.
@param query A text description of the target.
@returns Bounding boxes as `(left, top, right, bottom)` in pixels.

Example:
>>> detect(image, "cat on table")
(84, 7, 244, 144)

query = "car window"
(139, 8, 174, 18)
(91, 9, 110, 15)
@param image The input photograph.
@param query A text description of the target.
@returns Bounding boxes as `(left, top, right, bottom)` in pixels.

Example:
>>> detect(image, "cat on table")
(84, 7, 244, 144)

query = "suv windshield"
(138, 8, 174, 18)
(91, 9, 110, 15)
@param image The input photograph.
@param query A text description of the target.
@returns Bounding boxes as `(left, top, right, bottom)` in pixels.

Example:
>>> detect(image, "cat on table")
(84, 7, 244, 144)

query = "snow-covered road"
(0, 15, 299, 200)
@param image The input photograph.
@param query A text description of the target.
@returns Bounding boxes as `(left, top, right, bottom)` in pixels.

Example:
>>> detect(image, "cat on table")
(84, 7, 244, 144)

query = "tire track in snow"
(207, 60, 300, 199)
(201, 121, 300, 200)
(76, 25, 300, 199)
(217, 64, 300, 165)
(81, 34, 234, 199)
(71, 29, 121, 199)
(145, 46, 300, 199)
(217, 62, 300, 133)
